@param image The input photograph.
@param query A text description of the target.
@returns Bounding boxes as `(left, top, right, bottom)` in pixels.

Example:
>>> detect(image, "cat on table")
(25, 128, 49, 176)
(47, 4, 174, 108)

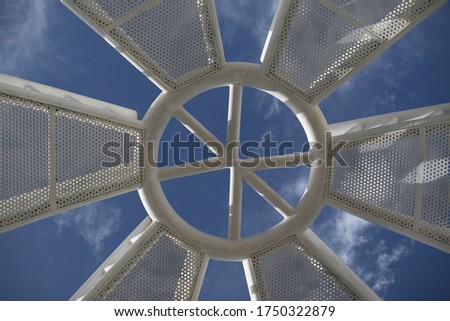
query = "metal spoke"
(243, 171, 294, 218)
(226, 84, 243, 156)
(228, 167, 243, 240)
(240, 152, 313, 170)
(157, 157, 226, 181)
(174, 106, 224, 156)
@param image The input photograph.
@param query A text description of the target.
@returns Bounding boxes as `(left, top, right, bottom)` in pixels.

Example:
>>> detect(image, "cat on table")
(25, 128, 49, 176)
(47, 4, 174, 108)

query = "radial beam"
(228, 167, 243, 240)
(174, 106, 224, 156)
(261, 0, 447, 103)
(157, 157, 226, 181)
(62, 0, 225, 92)
(71, 219, 208, 301)
(240, 152, 312, 170)
(226, 84, 243, 149)
(326, 104, 450, 253)
(0, 74, 143, 233)
(243, 171, 294, 218)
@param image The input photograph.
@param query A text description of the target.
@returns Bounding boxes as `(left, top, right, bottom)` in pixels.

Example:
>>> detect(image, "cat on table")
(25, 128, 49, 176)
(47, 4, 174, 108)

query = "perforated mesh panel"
(329, 0, 437, 40)
(1, 94, 50, 228)
(95, 226, 205, 301)
(266, 0, 440, 102)
(0, 93, 143, 230)
(419, 123, 449, 243)
(55, 109, 142, 208)
(326, 122, 450, 248)
(251, 237, 359, 300)
(69, 0, 222, 91)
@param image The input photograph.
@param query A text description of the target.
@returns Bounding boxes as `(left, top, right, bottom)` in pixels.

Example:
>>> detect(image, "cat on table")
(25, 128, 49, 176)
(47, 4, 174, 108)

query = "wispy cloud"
(323, 12, 450, 122)
(280, 171, 309, 205)
(314, 209, 373, 265)
(216, 0, 278, 59)
(313, 208, 414, 297)
(255, 90, 283, 120)
(0, 0, 50, 74)
(53, 203, 122, 256)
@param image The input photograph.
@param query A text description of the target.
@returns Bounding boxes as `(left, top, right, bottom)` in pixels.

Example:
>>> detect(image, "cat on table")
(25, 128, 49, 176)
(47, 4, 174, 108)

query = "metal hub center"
(140, 62, 329, 260)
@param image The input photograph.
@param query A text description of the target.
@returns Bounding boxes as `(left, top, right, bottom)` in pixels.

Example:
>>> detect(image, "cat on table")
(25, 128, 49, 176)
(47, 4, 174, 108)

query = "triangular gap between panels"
(215, 0, 279, 63)
(158, 116, 218, 166)
(199, 259, 250, 300)
(254, 166, 310, 209)
(182, 86, 229, 149)
(241, 177, 283, 238)
(161, 169, 230, 239)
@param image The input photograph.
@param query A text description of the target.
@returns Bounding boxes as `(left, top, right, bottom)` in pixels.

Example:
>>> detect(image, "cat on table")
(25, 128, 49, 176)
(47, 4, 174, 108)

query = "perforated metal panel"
(250, 237, 359, 300)
(329, 0, 437, 40)
(64, 0, 223, 91)
(265, 0, 443, 103)
(0, 93, 143, 231)
(1, 94, 50, 228)
(94, 226, 205, 301)
(326, 122, 450, 250)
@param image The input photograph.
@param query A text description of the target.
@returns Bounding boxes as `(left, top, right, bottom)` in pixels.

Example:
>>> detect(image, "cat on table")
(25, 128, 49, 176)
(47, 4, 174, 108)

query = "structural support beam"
(326, 105, 450, 253)
(174, 106, 224, 156)
(243, 171, 294, 218)
(157, 158, 226, 181)
(0, 74, 143, 233)
(241, 152, 312, 170)
(228, 167, 243, 240)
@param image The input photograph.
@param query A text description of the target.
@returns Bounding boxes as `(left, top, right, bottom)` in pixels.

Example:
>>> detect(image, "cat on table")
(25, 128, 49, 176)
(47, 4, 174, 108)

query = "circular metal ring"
(140, 62, 329, 260)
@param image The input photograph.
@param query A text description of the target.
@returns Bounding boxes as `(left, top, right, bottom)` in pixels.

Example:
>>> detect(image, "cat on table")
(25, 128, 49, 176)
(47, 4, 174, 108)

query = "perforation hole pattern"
(1, 94, 50, 228)
(326, 123, 450, 247)
(330, 0, 438, 40)
(0, 93, 143, 230)
(95, 226, 205, 301)
(251, 237, 359, 300)
(267, 0, 381, 103)
(75, 0, 146, 21)
(420, 123, 450, 243)
(72, 0, 222, 91)
(55, 109, 143, 208)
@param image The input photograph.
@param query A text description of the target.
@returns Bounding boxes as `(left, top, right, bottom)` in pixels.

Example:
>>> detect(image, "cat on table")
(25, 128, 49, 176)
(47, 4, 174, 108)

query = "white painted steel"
(326, 105, 450, 252)
(242, 171, 294, 218)
(245, 152, 313, 170)
(3, 0, 445, 302)
(174, 106, 224, 155)
(297, 229, 381, 300)
(0, 75, 143, 232)
(0, 73, 140, 126)
(262, 0, 447, 103)
(248, 230, 380, 300)
(228, 167, 243, 240)
(71, 219, 207, 301)
(140, 62, 329, 260)
(329, 103, 450, 137)
(62, 0, 225, 92)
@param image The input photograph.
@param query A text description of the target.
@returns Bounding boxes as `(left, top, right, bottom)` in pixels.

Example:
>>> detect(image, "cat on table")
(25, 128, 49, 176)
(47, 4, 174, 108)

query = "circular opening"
(140, 63, 328, 260)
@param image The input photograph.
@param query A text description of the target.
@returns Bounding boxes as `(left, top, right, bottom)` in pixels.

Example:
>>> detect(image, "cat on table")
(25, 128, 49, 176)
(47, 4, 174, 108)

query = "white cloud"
(313, 209, 414, 297)
(0, 0, 49, 74)
(216, 0, 278, 53)
(255, 90, 283, 120)
(315, 209, 373, 265)
(370, 241, 413, 293)
(54, 203, 122, 255)
(280, 172, 309, 204)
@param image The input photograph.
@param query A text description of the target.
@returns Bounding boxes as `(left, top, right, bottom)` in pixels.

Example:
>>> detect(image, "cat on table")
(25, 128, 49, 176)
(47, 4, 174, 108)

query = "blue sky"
(0, 0, 449, 301)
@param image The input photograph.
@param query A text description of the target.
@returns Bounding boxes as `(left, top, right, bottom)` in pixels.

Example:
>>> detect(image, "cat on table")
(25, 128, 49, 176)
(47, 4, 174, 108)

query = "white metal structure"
(1, 0, 449, 300)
